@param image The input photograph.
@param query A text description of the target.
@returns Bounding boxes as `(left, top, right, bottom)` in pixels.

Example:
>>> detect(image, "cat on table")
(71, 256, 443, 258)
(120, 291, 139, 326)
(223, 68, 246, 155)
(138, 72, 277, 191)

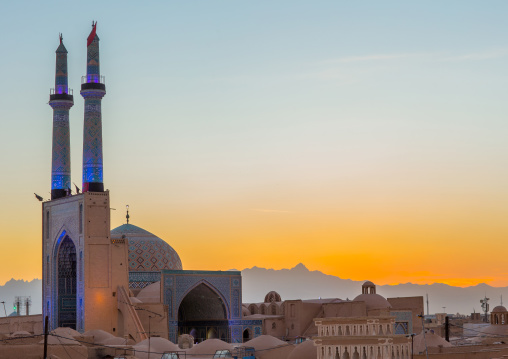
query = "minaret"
(81, 22, 106, 192)
(49, 34, 74, 200)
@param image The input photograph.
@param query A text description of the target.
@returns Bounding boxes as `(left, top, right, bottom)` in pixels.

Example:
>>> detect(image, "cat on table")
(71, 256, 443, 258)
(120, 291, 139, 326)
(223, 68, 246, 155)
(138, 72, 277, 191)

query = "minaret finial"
(59, 33, 62, 44)
(126, 205, 130, 224)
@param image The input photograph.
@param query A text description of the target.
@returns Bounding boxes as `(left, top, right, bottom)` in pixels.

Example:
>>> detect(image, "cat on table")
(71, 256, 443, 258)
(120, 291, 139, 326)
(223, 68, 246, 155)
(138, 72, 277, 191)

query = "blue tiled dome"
(111, 223, 182, 272)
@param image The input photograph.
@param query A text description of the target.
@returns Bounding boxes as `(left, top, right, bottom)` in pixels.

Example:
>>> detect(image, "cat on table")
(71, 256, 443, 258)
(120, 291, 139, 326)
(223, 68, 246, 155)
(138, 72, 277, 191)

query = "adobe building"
(243, 281, 424, 341)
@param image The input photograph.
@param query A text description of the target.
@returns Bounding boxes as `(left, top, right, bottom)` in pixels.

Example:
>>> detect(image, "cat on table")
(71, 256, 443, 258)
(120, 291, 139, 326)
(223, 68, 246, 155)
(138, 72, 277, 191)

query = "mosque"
(8, 23, 506, 359)
(42, 23, 262, 344)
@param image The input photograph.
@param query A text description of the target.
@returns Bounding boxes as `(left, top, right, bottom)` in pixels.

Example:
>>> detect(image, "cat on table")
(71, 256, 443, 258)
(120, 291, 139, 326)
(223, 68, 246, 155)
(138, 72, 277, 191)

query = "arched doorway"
(57, 237, 77, 329)
(178, 283, 229, 342)
(243, 328, 252, 343)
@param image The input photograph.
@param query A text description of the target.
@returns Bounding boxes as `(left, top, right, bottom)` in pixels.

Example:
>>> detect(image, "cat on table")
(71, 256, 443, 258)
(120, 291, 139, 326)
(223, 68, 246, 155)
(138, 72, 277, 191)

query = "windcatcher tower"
(49, 34, 73, 200)
(81, 22, 106, 192)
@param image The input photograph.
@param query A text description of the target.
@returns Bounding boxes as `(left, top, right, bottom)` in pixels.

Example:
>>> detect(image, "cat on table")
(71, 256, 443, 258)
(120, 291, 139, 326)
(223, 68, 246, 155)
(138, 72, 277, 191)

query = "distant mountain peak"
(292, 263, 309, 271)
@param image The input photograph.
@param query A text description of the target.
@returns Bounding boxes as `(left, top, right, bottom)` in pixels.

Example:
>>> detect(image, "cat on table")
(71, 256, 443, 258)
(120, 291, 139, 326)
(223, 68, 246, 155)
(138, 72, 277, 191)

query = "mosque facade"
(41, 24, 261, 344)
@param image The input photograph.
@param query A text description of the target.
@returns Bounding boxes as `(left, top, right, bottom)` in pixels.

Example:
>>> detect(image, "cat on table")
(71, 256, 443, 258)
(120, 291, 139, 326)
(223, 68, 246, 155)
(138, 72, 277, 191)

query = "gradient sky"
(1, 1, 508, 288)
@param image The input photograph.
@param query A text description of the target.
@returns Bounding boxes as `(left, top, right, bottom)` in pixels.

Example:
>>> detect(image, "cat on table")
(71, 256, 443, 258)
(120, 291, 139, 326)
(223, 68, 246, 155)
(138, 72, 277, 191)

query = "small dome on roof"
(288, 340, 317, 359)
(265, 291, 282, 303)
(137, 281, 161, 303)
(414, 330, 451, 353)
(353, 293, 392, 311)
(111, 223, 182, 272)
(354, 281, 391, 311)
(242, 307, 251, 317)
(492, 306, 507, 313)
(360, 280, 378, 295)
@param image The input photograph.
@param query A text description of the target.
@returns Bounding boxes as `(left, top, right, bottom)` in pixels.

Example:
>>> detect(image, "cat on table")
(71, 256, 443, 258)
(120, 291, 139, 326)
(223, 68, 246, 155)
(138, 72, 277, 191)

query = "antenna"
(426, 293, 429, 316)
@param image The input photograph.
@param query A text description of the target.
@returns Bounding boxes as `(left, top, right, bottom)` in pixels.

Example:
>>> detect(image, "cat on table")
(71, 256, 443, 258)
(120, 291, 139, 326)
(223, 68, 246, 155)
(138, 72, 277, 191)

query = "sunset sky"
(1, 1, 508, 288)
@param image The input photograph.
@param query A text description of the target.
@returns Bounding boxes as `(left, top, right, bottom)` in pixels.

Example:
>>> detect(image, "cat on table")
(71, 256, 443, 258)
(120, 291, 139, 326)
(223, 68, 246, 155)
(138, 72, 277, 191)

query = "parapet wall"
(0, 314, 43, 335)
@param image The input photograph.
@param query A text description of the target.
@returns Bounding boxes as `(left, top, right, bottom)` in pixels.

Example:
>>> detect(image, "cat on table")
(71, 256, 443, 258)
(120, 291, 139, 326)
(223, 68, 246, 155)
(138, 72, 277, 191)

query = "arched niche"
(177, 283, 229, 342)
(56, 236, 77, 329)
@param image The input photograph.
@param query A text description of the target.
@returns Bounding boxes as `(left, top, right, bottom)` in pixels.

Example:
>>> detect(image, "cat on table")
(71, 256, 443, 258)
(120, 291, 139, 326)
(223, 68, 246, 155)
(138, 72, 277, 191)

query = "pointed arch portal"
(178, 283, 229, 342)
(57, 236, 77, 329)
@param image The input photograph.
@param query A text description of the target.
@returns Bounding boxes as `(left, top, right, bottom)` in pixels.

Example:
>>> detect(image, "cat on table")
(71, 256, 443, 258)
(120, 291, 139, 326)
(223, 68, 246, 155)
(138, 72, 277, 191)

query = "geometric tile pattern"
(55, 41, 69, 94)
(128, 271, 162, 290)
(50, 40, 73, 192)
(86, 34, 100, 79)
(128, 237, 182, 272)
(81, 33, 105, 187)
(82, 96, 104, 185)
(51, 107, 72, 191)
(111, 223, 183, 274)
(390, 310, 413, 334)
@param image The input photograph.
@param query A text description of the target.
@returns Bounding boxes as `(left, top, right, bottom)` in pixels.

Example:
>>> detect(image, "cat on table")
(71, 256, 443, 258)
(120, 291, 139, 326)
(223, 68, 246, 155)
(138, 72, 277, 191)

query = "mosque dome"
(492, 306, 507, 313)
(111, 223, 182, 272)
(264, 291, 282, 303)
(353, 281, 392, 311)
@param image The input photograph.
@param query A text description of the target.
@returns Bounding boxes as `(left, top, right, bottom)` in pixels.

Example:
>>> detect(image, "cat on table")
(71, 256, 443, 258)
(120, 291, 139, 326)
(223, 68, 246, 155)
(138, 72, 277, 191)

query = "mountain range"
(1, 264, 505, 316)
(241, 263, 504, 315)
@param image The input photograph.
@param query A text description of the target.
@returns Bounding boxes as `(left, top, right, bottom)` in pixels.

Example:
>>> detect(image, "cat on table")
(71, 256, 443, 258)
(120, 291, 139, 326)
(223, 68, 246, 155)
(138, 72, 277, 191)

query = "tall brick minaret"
(81, 22, 106, 192)
(49, 34, 74, 200)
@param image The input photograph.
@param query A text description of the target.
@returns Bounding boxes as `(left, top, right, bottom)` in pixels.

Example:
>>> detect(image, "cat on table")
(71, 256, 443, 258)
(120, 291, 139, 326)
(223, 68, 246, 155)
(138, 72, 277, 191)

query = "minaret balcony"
(81, 75, 106, 91)
(49, 88, 74, 102)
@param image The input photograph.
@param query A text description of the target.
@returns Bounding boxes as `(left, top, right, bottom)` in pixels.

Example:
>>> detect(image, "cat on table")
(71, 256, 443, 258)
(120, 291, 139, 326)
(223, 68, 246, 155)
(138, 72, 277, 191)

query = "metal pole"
(148, 315, 152, 359)
(43, 316, 49, 359)
(445, 316, 449, 342)
(420, 313, 429, 359)
(411, 334, 414, 359)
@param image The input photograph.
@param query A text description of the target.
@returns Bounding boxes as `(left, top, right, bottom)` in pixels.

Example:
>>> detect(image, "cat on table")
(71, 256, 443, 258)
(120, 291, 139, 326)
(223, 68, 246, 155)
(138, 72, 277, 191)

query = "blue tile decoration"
(161, 270, 244, 343)
(391, 311, 413, 334)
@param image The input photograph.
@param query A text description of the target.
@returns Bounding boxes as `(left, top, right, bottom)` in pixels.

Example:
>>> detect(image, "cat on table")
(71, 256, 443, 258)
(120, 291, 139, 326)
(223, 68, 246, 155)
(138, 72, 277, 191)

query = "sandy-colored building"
(243, 281, 424, 341)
